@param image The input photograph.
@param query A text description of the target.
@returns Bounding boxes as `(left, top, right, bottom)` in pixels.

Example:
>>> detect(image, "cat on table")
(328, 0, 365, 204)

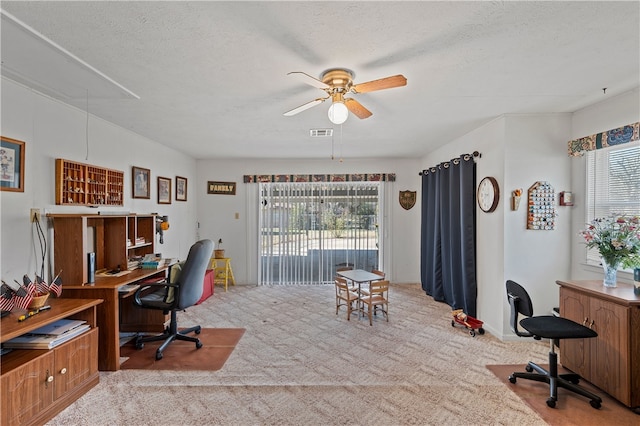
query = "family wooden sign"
(207, 181, 236, 195)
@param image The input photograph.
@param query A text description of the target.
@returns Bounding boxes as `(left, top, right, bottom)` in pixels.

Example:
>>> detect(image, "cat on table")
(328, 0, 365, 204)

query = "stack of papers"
(3, 319, 90, 350)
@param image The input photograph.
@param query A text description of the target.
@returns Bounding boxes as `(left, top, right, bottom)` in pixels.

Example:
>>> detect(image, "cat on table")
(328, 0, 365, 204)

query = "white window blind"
(259, 182, 382, 285)
(585, 142, 640, 265)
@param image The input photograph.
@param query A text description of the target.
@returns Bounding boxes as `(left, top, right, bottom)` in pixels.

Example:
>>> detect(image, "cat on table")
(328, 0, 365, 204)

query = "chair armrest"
(133, 281, 177, 306)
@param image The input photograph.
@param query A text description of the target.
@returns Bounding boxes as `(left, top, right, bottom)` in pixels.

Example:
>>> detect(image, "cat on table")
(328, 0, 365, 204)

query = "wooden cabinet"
(1, 299, 101, 426)
(48, 213, 156, 285)
(55, 158, 124, 206)
(558, 280, 640, 410)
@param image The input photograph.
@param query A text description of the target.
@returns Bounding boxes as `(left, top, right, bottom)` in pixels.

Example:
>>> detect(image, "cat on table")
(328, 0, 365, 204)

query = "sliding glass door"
(259, 182, 382, 285)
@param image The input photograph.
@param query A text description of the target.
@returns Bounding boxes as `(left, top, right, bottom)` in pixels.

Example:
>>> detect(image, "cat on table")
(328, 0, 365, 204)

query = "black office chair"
(133, 239, 213, 360)
(506, 280, 602, 409)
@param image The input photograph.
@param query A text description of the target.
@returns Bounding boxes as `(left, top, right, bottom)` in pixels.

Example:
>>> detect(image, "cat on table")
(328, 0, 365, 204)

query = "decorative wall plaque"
(399, 190, 416, 210)
(207, 181, 236, 195)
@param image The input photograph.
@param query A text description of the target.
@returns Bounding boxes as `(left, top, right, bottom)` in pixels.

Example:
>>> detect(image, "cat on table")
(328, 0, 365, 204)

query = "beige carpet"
(47, 284, 574, 425)
(487, 364, 638, 425)
(120, 328, 244, 371)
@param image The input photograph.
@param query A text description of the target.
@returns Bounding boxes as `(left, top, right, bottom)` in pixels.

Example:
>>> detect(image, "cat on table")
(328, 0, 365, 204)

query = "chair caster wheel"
(195, 327, 201, 335)
(135, 340, 144, 350)
(590, 400, 601, 409)
(196, 340, 203, 349)
(546, 398, 556, 408)
(525, 365, 533, 373)
(451, 320, 455, 327)
(508, 375, 516, 384)
(155, 351, 163, 361)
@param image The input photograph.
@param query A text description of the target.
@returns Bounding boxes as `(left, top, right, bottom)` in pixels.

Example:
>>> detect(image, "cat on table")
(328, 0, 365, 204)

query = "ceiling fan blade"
(283, 98, 326, 116)
(287, 71, 330, 90)
(344, 98, 372, 119)
(351, 74, 407, 93)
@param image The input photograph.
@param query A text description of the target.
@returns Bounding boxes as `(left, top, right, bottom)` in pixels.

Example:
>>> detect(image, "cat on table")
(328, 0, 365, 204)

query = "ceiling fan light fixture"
(328, 101, 348, 124)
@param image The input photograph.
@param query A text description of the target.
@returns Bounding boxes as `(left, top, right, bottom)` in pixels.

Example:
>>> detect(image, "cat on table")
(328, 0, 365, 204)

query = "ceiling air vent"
(310, 129, 333, 137)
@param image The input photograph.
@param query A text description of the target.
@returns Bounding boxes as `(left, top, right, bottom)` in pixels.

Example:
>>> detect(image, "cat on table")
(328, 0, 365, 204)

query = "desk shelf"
(48, 213, 156, 285)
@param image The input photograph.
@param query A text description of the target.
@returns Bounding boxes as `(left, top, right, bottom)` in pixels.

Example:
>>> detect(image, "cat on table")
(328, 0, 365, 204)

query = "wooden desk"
(61, 267, 168, 371)
(556, 279, 640, 412)
(1, 298, 102, 425)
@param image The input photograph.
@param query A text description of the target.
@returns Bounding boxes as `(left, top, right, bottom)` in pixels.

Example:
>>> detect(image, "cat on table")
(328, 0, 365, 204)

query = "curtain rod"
(418, 151, 480, 175)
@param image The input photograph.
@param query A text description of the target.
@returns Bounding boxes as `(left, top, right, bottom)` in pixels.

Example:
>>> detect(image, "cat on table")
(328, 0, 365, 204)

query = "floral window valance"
(567, 121, 639, 157)
(243, 173, 395, 183)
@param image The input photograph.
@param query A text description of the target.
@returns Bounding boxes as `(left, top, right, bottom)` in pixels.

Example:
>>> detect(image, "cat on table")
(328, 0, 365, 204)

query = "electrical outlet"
(30, 208, 41, 223)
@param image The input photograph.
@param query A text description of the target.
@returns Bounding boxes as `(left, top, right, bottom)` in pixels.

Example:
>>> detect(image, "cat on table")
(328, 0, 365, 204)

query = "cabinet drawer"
(54, 328, 99, 399)
(1, 351, 55, 426)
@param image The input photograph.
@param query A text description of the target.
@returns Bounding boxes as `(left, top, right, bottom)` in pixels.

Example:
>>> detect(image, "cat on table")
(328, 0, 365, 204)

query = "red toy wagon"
(451, 309, 485, 337)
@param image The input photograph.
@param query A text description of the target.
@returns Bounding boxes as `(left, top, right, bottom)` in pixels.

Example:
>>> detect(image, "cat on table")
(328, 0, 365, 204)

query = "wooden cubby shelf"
(55, 159, 124, 206)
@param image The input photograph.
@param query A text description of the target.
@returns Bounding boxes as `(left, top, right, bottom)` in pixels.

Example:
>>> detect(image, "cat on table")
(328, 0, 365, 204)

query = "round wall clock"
(477, 176, 500, 213)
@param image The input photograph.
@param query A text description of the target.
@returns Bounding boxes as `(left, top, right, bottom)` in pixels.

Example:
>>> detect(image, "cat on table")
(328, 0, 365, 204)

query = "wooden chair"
(335, 276, 360, 321)
(371, 269, 385, 279)
(336, 266, 357, 291)
(361, 269, 385, 296)
(359, 280, 389, 326)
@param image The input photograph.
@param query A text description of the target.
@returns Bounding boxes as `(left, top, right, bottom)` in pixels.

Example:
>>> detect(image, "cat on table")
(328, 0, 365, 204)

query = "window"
(585, 142, 640, 265)
(259, 182, 383, 284)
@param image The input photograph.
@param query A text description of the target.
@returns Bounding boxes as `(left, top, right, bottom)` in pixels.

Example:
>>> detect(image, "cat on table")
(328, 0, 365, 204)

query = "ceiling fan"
(283, 68, 407, 124)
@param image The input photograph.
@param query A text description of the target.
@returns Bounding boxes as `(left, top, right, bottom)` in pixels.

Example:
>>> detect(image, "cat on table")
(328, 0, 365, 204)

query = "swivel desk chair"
(133, 239, 213, 360)
(506, 280, 602, 409)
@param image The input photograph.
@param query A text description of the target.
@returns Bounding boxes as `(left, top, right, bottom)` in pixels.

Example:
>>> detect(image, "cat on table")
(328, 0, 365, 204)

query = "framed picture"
(176, 176, 187, 201)
(132, 166, 150, 199)
(1, 136, 25, 192)
(158, 176, 172, 204)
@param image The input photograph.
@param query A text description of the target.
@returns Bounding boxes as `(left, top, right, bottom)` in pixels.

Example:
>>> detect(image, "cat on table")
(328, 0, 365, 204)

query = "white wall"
(0, 78, 199, 281)
(195, 157, 422, 285)
(569, 89, 640, 284)
(419, 113, 573, 339)
(502, 114, 572, 335)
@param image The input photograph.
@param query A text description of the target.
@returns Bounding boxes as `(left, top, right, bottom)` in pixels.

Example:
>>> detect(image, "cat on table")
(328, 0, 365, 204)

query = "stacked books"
(3, 319, 91, 350)
(141, 254, 162, 269)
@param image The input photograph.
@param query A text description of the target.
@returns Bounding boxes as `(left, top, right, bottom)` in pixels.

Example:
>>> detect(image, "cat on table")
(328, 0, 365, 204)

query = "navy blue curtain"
(420, 154, 477, 317)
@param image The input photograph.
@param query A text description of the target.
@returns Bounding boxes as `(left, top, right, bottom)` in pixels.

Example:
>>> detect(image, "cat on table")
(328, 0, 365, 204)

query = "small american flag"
(34, 274, 49, 295)
(0, 282, 15, 311)
(13, 279, 35, 310)
(49, 272, 62, 297)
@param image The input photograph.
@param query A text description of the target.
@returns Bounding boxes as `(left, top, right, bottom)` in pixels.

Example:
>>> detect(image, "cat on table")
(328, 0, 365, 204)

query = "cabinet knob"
(583, 318, 588, 326)
(60, 367, 67, 375)
(47, 375, 54, 383)
(590, 319, 595, 329)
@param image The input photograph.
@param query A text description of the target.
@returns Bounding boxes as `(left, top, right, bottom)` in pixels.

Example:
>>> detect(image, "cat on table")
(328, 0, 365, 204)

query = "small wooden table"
(336, 269, 382, 295)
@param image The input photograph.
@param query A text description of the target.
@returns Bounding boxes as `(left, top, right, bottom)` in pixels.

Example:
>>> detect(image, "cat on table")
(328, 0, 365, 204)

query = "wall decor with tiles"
(527, 181, 556, 230)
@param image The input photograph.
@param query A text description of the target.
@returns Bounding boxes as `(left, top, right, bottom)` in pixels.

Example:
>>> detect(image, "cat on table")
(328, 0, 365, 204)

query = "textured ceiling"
(1, 1, 639, 160)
